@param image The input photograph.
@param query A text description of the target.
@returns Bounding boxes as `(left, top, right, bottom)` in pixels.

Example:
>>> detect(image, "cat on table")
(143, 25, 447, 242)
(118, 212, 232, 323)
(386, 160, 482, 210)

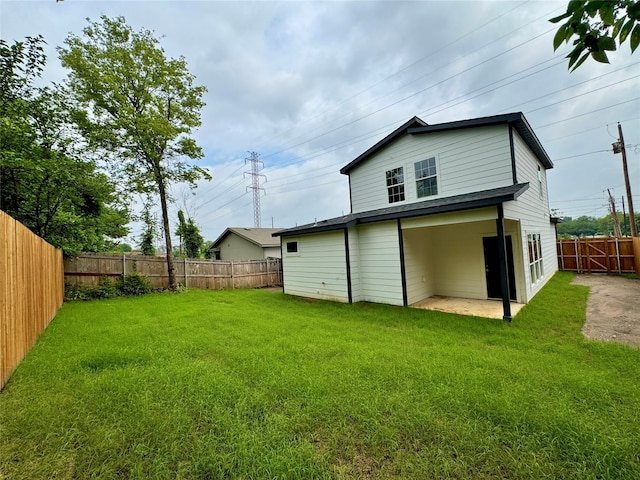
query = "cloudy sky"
(2, 0, 638, 243)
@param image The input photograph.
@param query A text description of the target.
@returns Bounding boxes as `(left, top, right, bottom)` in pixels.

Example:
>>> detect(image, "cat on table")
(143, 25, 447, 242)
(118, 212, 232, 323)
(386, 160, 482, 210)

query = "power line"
(260, 60, 636, 178)
(500, 64, 639, 113)
(260, 25, 559, 162)
(553, 149, 617, 162)
(535, 97, 640, 129)
(240, 0, 544, 156)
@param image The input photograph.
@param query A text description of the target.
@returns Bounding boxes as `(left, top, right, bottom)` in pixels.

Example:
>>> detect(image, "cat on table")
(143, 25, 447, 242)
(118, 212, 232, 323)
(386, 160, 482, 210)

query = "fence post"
(231, 261, 235, 289)
(123, 254, 126, 277)
(184, 257, 188, 288)
(633, 237, 640, 274)
(615, 238, 621, 274)
(266, 258, 270, 287)
(575, 239, 580, 273)
(605, 238, 611, 274)
(585, 240, 592, 273)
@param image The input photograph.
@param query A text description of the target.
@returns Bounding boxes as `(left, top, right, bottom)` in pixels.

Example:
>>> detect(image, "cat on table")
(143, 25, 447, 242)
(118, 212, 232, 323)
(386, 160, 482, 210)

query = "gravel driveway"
(572, 274, 640, 346)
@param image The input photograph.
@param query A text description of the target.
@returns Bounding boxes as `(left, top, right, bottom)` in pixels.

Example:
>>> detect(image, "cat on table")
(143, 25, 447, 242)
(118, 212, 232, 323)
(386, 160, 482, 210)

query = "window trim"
(537, 165, 543, 199)
(527, 233, 544, 285)
(285, 240, 299, 255)
(414, 156, 439, 199)
(385, 167, 405, 204)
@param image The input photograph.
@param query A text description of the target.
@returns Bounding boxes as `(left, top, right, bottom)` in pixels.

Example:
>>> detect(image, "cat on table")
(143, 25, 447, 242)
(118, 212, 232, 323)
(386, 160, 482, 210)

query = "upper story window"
(286, 241, 298, 254)
(537, 166, 543, 199)
(415, 157, 438, 198)
(386, 167, 405, 203)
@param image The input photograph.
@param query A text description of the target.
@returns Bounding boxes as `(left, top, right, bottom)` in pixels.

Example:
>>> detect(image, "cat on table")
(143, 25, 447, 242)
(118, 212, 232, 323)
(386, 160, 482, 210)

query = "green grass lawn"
(1, 272, 639, 479)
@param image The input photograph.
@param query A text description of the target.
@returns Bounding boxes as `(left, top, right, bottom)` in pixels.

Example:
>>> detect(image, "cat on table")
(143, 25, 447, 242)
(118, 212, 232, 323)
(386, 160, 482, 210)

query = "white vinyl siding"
(349, 126, 513, 213)
(355, 222, 403, 305)
(403, 228, 434, 305)
(429, 221, 492, 300)
(264, 246, 281, 258)
(281, 231, 349, 302)
(503, 130, 558, 301)
(402, 216, 525, 304)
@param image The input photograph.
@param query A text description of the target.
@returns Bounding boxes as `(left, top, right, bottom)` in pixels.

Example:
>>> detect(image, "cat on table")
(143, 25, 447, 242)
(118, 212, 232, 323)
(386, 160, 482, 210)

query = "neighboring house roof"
(274, 183, 529, 237)
(339, 112, 552, 174)
(211, 227, 281, 249)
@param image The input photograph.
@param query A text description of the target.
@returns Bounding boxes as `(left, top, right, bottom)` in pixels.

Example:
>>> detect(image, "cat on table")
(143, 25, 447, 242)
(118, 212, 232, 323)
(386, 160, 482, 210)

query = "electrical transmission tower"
(244, 151, 266, 227)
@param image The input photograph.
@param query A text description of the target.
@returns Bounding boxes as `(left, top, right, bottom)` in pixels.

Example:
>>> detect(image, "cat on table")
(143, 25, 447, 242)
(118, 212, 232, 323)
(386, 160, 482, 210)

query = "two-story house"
(273, 112, 558, 320)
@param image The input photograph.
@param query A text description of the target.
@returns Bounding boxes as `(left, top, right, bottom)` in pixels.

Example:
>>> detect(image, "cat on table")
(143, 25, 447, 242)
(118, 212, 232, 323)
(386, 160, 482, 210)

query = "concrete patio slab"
(411, 295, 524, 319)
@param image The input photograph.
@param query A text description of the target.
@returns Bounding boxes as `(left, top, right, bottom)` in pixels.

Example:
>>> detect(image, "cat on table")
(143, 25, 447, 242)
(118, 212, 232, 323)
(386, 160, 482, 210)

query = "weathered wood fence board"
(1, 210, 64, 390)
(556, 238, 640, 273)
(65, 254, 282, 290)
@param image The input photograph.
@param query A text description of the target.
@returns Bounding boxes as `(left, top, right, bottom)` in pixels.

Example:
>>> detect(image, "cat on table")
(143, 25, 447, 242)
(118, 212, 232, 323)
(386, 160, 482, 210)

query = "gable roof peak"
(339, 116, 427, 174)
(341, 111, 552, 174)
(211, 227, 281, 249)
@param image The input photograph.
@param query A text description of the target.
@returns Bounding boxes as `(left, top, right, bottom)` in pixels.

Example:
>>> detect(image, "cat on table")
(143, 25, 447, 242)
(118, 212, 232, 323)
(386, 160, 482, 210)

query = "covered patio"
(412, 295, 525, 319)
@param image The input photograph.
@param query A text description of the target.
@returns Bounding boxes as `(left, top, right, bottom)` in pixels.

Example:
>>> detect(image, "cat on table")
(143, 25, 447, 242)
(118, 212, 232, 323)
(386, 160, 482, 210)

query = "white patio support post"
(496, 204, 512, 322)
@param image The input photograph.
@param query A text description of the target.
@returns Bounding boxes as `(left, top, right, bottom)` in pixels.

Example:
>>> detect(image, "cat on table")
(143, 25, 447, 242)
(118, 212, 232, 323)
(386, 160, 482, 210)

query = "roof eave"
(339, 116, 427, 175)
(213, 227, 281, 248)
(211, 228, 232, 249)
(408, 112, 553, 169)
(275, 183, 529, 237)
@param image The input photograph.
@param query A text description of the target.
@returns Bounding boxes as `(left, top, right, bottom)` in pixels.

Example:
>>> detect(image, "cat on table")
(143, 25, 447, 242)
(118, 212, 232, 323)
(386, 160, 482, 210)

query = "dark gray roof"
(273, 183, 529, 237)
(340, 116, 427, 174)
(340, 112, 552, 175)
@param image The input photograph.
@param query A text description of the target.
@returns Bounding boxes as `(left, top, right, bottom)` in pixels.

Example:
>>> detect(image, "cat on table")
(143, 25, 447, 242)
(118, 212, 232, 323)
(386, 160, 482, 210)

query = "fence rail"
(64, 254, 282, 290)
(1, 210, 64, 390)
(557, 237, 640, 274)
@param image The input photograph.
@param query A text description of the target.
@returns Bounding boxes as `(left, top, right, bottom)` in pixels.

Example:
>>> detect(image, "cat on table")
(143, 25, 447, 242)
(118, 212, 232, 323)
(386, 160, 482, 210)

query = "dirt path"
(572, 274, 640, 346)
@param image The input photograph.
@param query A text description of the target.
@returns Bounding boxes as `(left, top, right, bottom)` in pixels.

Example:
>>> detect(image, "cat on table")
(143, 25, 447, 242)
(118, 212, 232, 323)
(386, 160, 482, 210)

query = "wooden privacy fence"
(1, 210, 64, 390)
(65, 254, 282, 290)
(557, 237, 640, 274)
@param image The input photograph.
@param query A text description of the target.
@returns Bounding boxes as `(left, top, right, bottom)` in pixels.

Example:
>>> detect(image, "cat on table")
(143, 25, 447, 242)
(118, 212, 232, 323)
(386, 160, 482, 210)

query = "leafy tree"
(551, 0, 640, 70)
(202, 240, 214, 259)
(174, 209, 204, 257)
(175, 209, 187, 256)
(139, 203, 157, 256)
(556, 212, 640, 237)
(183, 217, 204, 258)
(1, 36, 128, 256)
(112, 243, 133, 253)
(556, 215, 599, 237)
(59, 16, 211, 289)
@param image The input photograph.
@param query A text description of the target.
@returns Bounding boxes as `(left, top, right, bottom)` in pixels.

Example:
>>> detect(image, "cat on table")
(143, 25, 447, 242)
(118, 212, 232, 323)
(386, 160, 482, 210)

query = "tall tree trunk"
(157, 175, 176, 290)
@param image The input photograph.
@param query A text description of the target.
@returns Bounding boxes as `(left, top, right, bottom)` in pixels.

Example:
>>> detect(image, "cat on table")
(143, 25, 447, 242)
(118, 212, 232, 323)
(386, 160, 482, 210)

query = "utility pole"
(621, 196, 628, 237)
(244, 151, 266, 228)
(607, 189, 622, 237)
(613, 123, 637, 237)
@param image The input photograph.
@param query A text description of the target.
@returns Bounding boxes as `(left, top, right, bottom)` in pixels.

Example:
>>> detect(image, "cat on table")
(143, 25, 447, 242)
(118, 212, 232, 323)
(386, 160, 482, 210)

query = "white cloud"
(2, 0, 638, 241)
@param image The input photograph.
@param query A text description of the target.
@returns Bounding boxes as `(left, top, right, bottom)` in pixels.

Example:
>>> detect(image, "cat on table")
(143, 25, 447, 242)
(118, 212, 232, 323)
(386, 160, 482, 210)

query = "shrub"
(64, 283, 91, 301)
(95, 277, 120, 299)
(65, 274, 152, 301)
(118, 272, 151, 296)
(64, 277, 119, 301)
